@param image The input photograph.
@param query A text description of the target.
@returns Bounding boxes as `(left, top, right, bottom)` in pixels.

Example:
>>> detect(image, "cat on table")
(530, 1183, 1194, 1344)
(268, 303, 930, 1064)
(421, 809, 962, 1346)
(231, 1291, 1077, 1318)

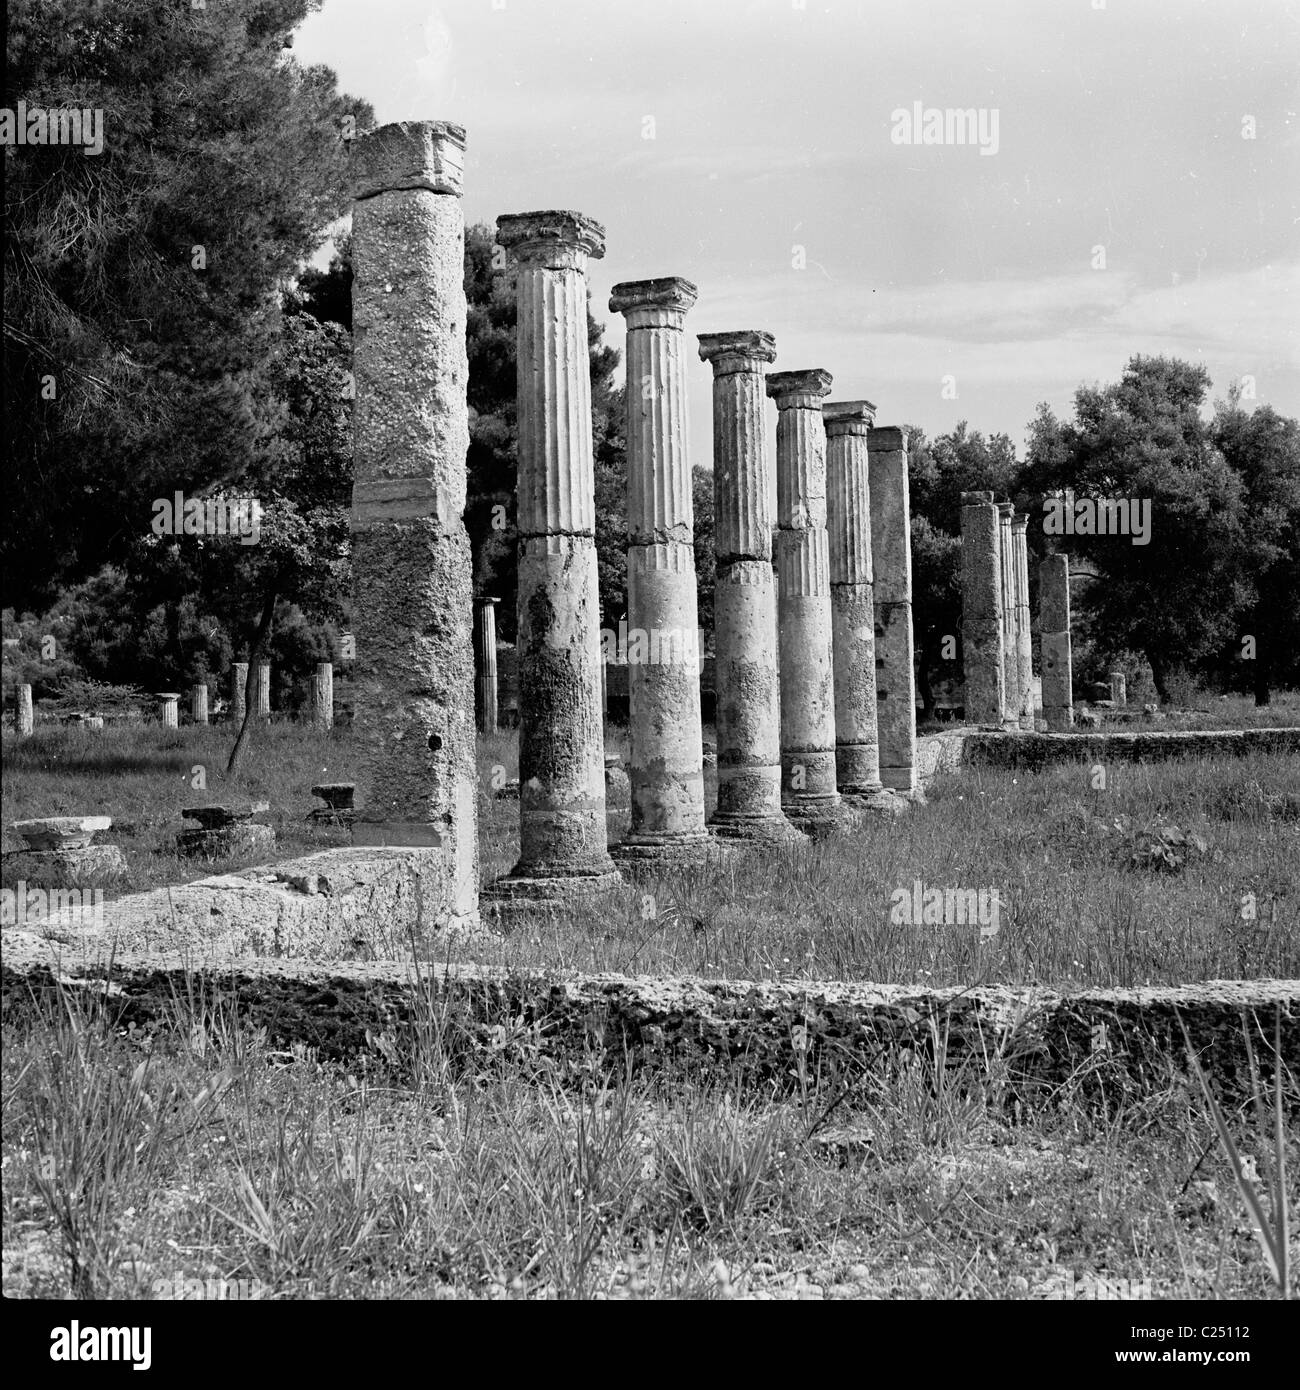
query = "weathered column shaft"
(17, 683, 34, 737)
(1039, 554, 1073, 732)
(1110, 671, 1127, 708)
(312, 662, 334, 730)
(768, 368, 847, 833)
(493, 209, 615, 889)
(230, 663, 248, 723)
(868, 426, 917, 793)
(159, 695, 179, 729)
(960, 491, 1006, 725)
(611, 278, 705, 857)
(475, 599, 499, 734)
(825, 400, 884, 798)
(253, 661, 271, 720)
(348, 120, 479, 927)
(1013, 515, 1034, 729)
(997, 504, 1018, 728)
(698, 331, 795, 841)
(191, 683, 209, 725)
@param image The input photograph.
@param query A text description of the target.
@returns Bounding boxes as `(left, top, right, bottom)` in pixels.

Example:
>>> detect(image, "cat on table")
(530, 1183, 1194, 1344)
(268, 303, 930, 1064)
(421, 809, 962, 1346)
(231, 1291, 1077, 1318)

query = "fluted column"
(868, 426, 919, 795)
(961, 491, 1006, 726)
(348, 120, 479, 932)
(1013, 514, 1034, 729)
(253, 661, 271, 720)
(610, 278, 707, 861)
(190, 683, 209, 726)
(825, 400, 893, 808)
(486, 209, 619, 904)
(767, 369, 855, 836)
(1039, 554, 1073, 732)
(157, 692, 180, 729)
(475, 598, 499, 734)
(230, 663, 248, 724)
(698, 332, 799, 842)
(997, 503, 1018, 728)
(312, 662, 333, 730)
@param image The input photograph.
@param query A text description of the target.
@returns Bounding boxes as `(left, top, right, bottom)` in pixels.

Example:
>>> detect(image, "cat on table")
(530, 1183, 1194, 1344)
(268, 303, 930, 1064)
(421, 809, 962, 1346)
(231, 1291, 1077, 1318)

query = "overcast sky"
(294, 0, 1300, 463)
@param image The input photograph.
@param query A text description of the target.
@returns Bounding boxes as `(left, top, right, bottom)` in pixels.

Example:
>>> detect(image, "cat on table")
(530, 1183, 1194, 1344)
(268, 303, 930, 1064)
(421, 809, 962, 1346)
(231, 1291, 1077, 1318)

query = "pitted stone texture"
(12, 816, 112, 851)
(178, 823, 275, 862)
(3, 845, 127, 883)
(8, 951, 1286, 1100)
(1039, 554, 1073, 732)
(16, 684, 34, 736)
(613, 278, 706, 858)
(1110, 672, 1128, 708)
(961, 492, 1006, 726)
(348, 120, 479, 933)
(868, 428, 917, 793)
(311, 663, 333, 729)
(230, 663, 248, 723)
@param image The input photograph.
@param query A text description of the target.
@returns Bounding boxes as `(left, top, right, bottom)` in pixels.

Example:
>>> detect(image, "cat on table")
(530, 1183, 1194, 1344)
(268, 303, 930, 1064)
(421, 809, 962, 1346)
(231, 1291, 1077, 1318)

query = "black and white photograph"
(2, 0, 1297, 1352)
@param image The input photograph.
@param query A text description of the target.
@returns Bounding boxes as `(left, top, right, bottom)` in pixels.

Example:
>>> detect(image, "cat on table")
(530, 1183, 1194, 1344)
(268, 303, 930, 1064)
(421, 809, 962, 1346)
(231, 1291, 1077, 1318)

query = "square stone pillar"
(825, 400, 895, 811)
(475, 598, 500, 734)
(312, 662, 333, 730)
(610, 278, 708, 863)
(347, 119, 480, 933)
(767, 369, 857, 836)
(1039, 553, 1073, 731)
(997, 503, 1019, 728)
(698, 331, 799, 843)
(190, 683, 209, 725)
(1013, 514, 1034, 730)
(230, 663, 248, 724)
(960, 491, 1006, 726)
(485, 210, 620, 907)
(868, 426, 919, 796)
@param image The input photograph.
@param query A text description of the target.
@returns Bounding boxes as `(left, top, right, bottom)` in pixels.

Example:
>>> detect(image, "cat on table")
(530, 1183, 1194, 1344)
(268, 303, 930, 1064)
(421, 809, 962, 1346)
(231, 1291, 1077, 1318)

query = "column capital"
(497, 209, 606, 267)
(962, 490, 995, 506)
(609, 277, 698, 327)
(1012, 513, 1029, 531)
(352, 120, 466, 200)
(823, 400, 877, 435)
(698, 330, 777, 373)
(866, 425, 909, 452)
(766, 368, 832, 406)
(997, 501, 1014, 516)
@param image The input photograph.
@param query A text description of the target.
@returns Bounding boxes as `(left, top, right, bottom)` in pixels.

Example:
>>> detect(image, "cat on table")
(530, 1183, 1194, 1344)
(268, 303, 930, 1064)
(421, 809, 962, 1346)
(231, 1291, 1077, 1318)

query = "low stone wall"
(2, 941, 1292, 1100)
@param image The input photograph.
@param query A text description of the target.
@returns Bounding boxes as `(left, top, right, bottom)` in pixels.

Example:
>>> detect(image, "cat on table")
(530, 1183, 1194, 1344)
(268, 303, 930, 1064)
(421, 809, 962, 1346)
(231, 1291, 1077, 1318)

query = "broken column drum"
(868, 426, 918, 794)
(698, 331, 799, 842)
(347, 119, 480, 930)
(610, 278, 708, 861)
(230, 663, 248, 723)
(824, 400, 890, 803)
(767, 368, 852, 835)
(1039, 553, 1073, 732)
(960, 491, 1006, 726)
(487, 209, 619, 902)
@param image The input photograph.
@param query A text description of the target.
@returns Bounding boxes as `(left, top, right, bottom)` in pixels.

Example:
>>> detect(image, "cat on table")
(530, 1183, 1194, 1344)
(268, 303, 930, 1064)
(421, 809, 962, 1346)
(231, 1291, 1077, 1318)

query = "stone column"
(698, 331, 798, 843)
(157, 692, 180, 729)
(312, 662, 334, 730)
(1110, 671, 1127, 708)
(348, 120, 479, 931)
(960, 491, 1006, 726)
(997, 504, 1018, 728)
(610, 278, 707, 862)
(1039, 554, 1073, 732)
(1013, 514, 1034, 729)
(190, 683, 209, 725)
(868, 426, 919, 796)
(253, 661, 271, 720)
(475, 598, 499, 734)
(17, 683, 34, 737)
(230, 663, 248, 724)
(767, 368, 854, 835)
(485, 209, 619, 904)
(825, 400, 893, 809)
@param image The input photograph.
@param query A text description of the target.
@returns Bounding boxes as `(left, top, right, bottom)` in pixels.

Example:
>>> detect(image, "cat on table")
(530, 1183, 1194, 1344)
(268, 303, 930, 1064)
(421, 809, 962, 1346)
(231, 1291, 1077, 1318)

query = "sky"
(294, 0, 1300, 464)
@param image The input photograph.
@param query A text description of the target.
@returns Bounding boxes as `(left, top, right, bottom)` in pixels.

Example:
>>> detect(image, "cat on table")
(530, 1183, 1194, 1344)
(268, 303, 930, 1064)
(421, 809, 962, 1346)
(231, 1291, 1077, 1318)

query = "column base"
(480, 868, 625, 923)
(707, 811, 803, 844)
(842, 787, 908, 816)
(782, 794, 861, 840)
(611, 831, 715, 868)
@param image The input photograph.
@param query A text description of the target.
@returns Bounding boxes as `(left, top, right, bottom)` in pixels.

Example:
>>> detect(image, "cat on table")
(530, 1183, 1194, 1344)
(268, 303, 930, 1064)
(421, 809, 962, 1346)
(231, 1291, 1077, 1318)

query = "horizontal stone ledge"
(961, 726, 1300, 769)
(1, 944, 1291, 1098)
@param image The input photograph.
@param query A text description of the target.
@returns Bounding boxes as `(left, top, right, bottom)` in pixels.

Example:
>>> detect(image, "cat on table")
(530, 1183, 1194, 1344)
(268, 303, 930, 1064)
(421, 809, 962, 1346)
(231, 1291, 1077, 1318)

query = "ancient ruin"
(311, 663, 333, 730)
(960, 491, 1006, 726)
(475, 598, 499, 735)
(230, 662, 248, 724)
(191, 683, 209, 725)
(610, 278, 708, 862)
(1039, 553, 1073, 732)
(997, 503, 1018, 729)
(698, 330, 799, 843)
(1012, 514, 1034, 730)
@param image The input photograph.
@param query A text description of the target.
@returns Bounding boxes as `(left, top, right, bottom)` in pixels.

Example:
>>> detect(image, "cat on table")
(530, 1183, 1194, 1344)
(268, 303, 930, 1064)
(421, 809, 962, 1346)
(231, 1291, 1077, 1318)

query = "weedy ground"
(2, 704, 1296, 1300)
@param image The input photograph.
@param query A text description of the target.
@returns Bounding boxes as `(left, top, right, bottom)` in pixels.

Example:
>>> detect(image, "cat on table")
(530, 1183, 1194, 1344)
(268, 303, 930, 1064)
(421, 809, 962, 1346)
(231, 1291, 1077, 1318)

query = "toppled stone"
(12, 817, 112, 851)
